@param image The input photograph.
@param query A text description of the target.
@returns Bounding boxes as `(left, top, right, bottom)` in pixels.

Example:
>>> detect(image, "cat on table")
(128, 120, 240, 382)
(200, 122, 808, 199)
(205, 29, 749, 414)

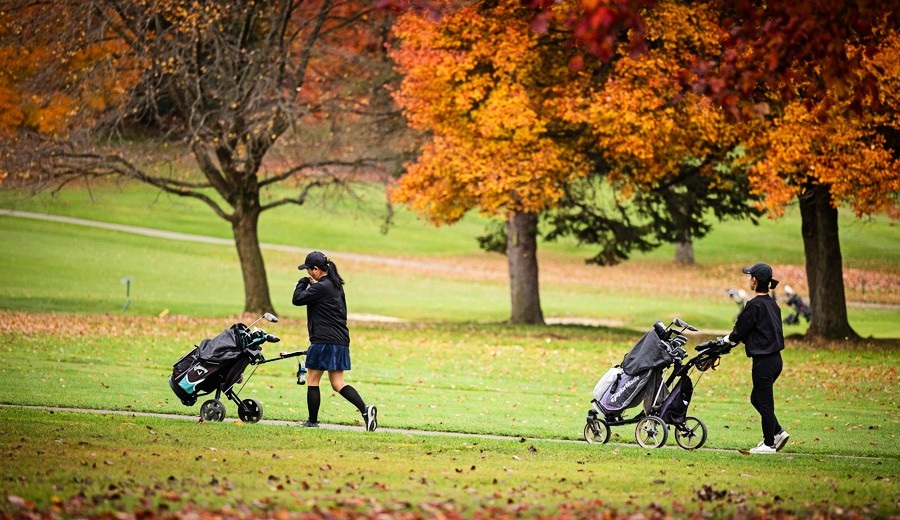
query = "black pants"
(751, 352, 783, 446)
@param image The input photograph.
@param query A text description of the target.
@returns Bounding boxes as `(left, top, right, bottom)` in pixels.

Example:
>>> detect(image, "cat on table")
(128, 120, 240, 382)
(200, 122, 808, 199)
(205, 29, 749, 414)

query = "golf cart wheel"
(674, 416, 708, 450)
(635, 416, 668, 448)
(584, 419, 611, 444)
(237, 398, 263, 423)
(200, 399, 226, 422)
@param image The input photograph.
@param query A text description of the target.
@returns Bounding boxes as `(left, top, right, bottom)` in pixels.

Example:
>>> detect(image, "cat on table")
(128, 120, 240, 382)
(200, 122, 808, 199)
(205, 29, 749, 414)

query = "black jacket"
(730, 294, 784, 357)
(292, 276, 350, 345)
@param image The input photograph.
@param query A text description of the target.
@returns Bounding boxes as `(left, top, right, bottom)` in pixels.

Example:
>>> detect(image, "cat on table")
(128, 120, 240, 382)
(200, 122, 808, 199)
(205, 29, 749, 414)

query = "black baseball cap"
(742, 263, 773, 282)
(298, 251, 328, 270)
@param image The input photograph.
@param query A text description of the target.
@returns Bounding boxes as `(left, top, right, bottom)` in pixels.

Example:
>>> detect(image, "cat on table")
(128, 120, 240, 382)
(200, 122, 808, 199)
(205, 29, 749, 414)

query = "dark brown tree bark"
(799, 184, 859, 340)
(674, 240, 694, 264)
(232, 191, 272, 314)
(507, 211, 544, 325)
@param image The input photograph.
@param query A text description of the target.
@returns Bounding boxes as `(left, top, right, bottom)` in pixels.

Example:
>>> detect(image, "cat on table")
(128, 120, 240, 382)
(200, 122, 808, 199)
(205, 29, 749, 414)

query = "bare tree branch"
(1, 0, 413, 314)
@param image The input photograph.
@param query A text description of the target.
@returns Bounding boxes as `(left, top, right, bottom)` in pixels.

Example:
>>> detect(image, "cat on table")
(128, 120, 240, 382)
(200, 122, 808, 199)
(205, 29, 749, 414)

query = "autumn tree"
(534, 0, 898, 119)
(547, 1, 762, 265)
(0, 4, 137, 142)
(727, 15, 900, 340)
(743, 26, 900, 338)
(389, 1, 594, 324)
(525, 0, 899, 340)
(389, 0, 767, 323)
(0, 0, 407, 315)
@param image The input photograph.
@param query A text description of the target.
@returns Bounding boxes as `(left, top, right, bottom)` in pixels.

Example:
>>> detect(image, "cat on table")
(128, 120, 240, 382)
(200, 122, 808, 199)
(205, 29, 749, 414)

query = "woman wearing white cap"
(724, 263, 789, 454)
(292, 251, 377, 431)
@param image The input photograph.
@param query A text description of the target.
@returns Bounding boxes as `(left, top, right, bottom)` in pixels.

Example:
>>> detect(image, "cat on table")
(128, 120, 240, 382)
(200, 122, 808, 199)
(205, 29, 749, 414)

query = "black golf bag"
(657, 375, 694, 424)
(167, 315, 306, 423)
(585, 318, 738, 450)
(169, 323, 262, 407)
(593, 329, 677, 416)
(784, 292, 812, 325)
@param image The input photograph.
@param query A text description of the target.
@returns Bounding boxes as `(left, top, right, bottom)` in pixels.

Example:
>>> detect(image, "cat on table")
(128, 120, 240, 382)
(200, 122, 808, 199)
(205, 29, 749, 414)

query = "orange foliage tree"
(740, 26, 900, 339)
(390, 0, 765, 324)
(551, 1, 761, 264)
(531, 0, 899, 339)
(0, 4, 137, 141)
(389, 1, 595, 324)
(530, 0, 899, 119)
(0, 1, 407, 315)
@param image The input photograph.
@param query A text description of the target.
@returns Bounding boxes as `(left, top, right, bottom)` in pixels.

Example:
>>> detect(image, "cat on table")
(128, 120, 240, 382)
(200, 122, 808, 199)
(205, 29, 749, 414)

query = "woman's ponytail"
(326, 260, 345, 287)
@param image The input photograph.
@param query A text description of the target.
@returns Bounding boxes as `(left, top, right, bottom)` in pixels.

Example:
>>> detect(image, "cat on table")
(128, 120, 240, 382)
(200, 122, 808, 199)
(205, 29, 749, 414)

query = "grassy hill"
(0, 181, 898, 518)
(1, 180, 897, 337)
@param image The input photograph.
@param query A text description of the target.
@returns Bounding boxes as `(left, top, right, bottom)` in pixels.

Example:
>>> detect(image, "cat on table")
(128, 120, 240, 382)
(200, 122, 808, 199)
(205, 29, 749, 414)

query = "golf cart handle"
(695, 339, 733, 353)
(695, 340, 713, 351)
(256, 350, 307, 364)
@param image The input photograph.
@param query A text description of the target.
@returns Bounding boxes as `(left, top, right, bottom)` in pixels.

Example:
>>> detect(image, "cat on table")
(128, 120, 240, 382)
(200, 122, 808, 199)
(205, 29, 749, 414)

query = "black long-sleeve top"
(291, 276, 350, 345)
(730, 294, 785, 357)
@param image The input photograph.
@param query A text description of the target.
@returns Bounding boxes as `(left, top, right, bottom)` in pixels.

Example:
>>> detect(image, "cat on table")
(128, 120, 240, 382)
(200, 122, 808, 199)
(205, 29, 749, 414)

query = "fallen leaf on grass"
(7, 495, 34, 508)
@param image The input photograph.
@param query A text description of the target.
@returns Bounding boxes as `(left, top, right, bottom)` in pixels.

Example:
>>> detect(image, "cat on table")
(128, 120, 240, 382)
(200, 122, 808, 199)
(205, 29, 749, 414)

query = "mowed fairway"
(0, 314, 897, 518)
(0, 182, 898, 517)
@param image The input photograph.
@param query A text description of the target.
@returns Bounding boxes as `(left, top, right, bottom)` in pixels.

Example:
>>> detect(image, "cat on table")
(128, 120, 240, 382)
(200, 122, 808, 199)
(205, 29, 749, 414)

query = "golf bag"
(657, 375, 693, 424)
(784, 286, 812, 325)
(594, 329, 676, 416)
(169, 323, 262, 406)
(585, 318, 735, 450)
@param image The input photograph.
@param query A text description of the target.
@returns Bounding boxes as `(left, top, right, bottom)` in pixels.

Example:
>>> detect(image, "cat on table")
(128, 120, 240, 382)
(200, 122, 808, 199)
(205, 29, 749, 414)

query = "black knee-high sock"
(307, 386, 321, 422)
(339, 385, 366, 414)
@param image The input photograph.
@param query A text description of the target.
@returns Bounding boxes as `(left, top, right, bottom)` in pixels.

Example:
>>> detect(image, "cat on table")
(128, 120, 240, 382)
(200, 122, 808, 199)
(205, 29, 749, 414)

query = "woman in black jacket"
(725, 263, 789, 454)
(292, 251, 377, 431)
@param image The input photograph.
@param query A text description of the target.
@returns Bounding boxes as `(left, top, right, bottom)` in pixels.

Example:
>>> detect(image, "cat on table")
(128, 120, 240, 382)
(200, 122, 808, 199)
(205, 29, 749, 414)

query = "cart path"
(0, 210, 410, 323)
(0, 210, 637, 328)
(3, 209, 897, 318)
(0, 209, 467, 271)
(4, 404, 890, 462)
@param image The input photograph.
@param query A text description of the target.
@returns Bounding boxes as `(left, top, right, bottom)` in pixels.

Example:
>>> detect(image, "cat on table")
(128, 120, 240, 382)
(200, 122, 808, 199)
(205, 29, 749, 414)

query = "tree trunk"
(506, 211, 544, 325)
(674, 240, 694, 264)
(232, 200, 275, 316)
(799, 184, 858, 340)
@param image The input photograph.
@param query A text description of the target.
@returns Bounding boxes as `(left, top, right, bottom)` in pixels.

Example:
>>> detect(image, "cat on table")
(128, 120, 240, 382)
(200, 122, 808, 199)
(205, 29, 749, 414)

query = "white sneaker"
(749, 441, 777, 454)
(774, 430, 790, 451)
(364, 405, 378, 432)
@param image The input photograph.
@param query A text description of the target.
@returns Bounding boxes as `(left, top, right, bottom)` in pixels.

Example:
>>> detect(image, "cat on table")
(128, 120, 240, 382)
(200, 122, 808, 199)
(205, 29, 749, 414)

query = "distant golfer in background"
(292, 251, 377, 431)
(725, 262, 789, 454)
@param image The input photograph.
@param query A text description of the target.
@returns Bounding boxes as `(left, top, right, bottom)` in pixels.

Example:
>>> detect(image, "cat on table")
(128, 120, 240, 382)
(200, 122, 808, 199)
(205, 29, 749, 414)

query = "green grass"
(1, 316, 895, 452)
(623, 206, 900, 271)
(2, 180, 899, 268)
(1, 181, 898, 336)
(0, 180, 490, 256)
(0, 180, 898, 517)
(0, 316, 897, 517)
(1, 406, 896, 518)
(1, 215, 897, 336)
